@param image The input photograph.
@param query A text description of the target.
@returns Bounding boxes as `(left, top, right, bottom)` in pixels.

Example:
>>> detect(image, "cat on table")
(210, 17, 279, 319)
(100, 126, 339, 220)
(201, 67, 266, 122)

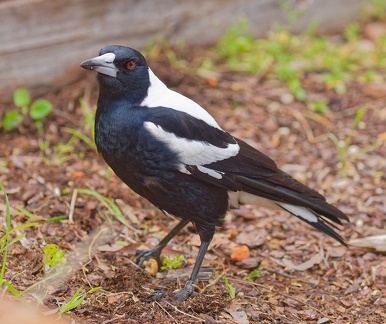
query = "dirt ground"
(1, 25, 386, 323)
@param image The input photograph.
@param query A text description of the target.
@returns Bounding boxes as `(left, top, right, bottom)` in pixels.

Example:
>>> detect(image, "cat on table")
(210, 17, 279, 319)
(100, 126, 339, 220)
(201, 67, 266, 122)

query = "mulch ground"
(0, 28, 385, 323)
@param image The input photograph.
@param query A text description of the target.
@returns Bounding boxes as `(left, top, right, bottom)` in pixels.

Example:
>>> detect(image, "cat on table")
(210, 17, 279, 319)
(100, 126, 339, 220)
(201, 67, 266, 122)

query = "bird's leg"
(136, 218, 189, 267)
(173, 239, 211, 302)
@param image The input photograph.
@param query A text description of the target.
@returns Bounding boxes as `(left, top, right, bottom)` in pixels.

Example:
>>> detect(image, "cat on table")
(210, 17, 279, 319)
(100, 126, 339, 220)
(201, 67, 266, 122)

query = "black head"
(80, 45, 150, 104)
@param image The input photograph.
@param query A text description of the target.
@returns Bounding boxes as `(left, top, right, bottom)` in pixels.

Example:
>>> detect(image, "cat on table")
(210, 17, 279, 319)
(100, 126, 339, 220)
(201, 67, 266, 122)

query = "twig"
(68, 189, 77, 224)
(201, 261, 226, 294)
(154, 301, 178, 323)
(81, 227, 110, 288)
(264, 269, 318, 285)
(164, 301, 205, 323)
(291, 109, 315, 143)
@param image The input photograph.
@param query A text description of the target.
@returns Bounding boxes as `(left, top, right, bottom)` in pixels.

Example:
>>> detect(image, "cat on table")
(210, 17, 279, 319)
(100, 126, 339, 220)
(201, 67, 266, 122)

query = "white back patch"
(141, 69, 221, 129)
(144, 122, 239, 166)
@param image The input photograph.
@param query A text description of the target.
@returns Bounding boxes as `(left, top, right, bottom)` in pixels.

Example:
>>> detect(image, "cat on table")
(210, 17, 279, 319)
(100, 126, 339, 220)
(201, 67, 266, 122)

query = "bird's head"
(80, 45, 150, 103)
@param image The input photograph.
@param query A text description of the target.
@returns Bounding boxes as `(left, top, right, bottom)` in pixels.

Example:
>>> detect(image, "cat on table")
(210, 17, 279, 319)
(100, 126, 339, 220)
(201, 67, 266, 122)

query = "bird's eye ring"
(126, 60, 137, 70)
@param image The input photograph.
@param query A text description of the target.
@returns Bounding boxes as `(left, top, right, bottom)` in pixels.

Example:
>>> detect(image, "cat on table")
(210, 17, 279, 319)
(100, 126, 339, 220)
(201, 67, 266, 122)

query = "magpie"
(80, 45, 349, 302)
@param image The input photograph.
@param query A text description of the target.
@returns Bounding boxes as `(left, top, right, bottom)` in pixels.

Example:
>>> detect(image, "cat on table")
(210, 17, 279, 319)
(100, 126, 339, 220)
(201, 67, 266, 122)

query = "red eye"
(126, 60, 136, 70)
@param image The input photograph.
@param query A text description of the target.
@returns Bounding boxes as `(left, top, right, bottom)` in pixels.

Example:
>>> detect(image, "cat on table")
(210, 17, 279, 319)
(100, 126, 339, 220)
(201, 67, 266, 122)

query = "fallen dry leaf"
(349, 234, 386, 252)
(281, 250, 324, 271)
(97, 243, 125, 252)
(235, 229, 267, 248)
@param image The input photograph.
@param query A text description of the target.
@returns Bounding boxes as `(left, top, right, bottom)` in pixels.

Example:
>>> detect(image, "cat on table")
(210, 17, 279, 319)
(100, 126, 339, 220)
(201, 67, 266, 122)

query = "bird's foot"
(172, 282, 196, 303)
(135, 246, 162, 268)
(146, 283, 197, 303)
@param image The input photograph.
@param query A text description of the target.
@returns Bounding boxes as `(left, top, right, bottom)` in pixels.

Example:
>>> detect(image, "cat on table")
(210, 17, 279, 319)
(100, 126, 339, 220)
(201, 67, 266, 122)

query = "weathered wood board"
(0, 0, 366, 98)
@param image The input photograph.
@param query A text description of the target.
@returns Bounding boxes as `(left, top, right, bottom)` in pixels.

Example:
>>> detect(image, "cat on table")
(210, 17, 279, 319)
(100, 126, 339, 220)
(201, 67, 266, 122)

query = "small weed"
(343, 23, 360, 42)
(327, 107, 381, 177)
(161, 254, 185, 271)
(60, 98, 96, 151)
(224, 276, 236, 300)
(59, 286, 101, 314)
(309, 100, 329, 114)
(2, 88, 53, 133)
(246, 267, 263, 280)
(43, 244, 66, 273)
(39, 136, 83, 166)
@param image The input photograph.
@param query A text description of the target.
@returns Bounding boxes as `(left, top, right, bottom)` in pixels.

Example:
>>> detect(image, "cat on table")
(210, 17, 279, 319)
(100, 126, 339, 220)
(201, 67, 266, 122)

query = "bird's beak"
(80, 52, 118, 78)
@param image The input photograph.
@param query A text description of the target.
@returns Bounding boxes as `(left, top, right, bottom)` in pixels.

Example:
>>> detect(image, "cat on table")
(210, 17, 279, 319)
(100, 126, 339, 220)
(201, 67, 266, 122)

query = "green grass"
(224, 276, 236, 300)
(246, 267, 263, 280)
(0, 182, 39, 300)
(77, 189, 132, 228)
(212, 18, 386, 107)
(62, 98, 96, 151)
(59, 286, 101, 314)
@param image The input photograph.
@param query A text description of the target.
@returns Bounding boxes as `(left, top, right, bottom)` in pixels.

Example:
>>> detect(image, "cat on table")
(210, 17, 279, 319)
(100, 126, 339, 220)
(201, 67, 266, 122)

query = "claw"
(135, 246, 162, 268)
(146, 289, 167, 301)
(146, 284, 197, 304)
(172, 282, 196, 303)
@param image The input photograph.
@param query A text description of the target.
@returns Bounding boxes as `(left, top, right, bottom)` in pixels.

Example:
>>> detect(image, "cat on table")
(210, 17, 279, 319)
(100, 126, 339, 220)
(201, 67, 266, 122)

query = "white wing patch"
(141, 69, 221, 129)
(144, 122, 240, 167)
(196, 165, 224, 179)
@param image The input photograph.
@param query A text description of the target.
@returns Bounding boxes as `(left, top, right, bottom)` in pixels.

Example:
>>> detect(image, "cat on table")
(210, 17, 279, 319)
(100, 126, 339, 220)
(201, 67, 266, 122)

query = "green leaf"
(353, 107, 365, 129)
(161, 254, 185, 270)
(2, 110, 23, 131)
(13, 88, 30, 108)
(246, 268, 263, 280)
(309, 100, 329, 114)
(59, 286, 101, 314)
(43, 244, 65, 269)
(3, 280, 23, 300)
(224, 276, 236, 299)
(47, 215, 68, 222)
(29, 99, 53, 120)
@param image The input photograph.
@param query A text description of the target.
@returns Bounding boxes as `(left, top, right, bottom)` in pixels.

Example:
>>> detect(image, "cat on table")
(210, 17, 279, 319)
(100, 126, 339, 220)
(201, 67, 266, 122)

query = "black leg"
(136, 218, 189, 267)
(173, 240, 211, 302)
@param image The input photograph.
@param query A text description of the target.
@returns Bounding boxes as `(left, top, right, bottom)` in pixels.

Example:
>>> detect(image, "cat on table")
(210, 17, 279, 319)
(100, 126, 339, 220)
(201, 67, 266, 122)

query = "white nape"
(141, 69, 221, 129)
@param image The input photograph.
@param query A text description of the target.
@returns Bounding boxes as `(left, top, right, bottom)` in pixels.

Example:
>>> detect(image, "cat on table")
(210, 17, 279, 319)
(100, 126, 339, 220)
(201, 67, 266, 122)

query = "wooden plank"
(0, 0, 366, 98)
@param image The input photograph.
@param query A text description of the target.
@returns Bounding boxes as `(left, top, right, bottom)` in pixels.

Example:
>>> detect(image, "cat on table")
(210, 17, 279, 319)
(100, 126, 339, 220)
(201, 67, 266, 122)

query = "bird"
(80, 45, 349, 302)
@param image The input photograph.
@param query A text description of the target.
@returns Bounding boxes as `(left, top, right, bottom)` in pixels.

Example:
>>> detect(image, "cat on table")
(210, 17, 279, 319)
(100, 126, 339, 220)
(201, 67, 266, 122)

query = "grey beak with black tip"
(80, 52, 118, 77)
